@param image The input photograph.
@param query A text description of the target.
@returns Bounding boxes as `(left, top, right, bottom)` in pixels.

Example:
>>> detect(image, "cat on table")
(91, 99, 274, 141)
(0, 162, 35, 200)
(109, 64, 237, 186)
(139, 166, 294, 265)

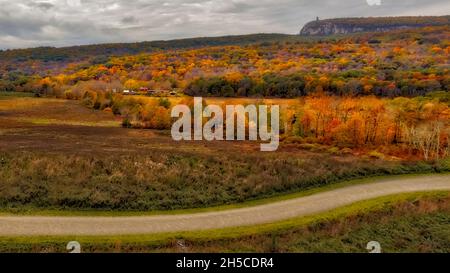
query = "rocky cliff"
(300, 16, 450, 36)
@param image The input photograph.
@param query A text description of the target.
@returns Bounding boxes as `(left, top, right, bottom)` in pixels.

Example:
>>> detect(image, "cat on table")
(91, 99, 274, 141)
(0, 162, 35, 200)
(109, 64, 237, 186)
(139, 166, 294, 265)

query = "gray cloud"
(27, 1, 55, 10)
(121, 16, 139, 24)
(0, 0, 449, 49)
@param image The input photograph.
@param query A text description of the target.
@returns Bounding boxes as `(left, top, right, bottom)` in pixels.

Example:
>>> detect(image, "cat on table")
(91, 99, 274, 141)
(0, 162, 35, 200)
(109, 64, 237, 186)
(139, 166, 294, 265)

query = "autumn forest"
(1, 26, 449, 161)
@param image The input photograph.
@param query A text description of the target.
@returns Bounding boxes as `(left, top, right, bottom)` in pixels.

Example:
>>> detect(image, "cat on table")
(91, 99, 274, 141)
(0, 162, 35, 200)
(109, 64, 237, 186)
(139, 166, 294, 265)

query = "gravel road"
(0, 174, 449, 236)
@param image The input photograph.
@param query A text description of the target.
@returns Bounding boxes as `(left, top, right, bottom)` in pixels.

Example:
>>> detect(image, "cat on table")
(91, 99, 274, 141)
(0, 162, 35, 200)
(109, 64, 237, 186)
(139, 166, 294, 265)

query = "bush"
(122, 118, 132, 128)
(103, 107, 112, 113)
(368, 151, 385, 159)
(340, 148, 354, 155)
(327, 147, 340, 155)
(158, 98, 171, 109)
(93, 100, 101, 110)
(64, 90, 76, 100)
(82, 90, 97, 107)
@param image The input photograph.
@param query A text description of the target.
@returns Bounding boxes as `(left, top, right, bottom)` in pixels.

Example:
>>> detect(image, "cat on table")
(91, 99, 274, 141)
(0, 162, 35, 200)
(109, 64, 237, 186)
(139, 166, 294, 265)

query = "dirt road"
(0, 174, 449, 236)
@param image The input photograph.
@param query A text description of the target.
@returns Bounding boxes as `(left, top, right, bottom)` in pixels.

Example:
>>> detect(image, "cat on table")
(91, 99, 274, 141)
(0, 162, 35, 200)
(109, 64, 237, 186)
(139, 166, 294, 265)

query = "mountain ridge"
(300, 15, 450, 36)
(0, 33, 299, 62)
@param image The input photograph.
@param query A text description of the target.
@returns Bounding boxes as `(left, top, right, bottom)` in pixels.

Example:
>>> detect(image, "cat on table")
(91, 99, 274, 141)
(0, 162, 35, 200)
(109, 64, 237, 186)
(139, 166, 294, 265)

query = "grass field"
(0, 94, 448, 212)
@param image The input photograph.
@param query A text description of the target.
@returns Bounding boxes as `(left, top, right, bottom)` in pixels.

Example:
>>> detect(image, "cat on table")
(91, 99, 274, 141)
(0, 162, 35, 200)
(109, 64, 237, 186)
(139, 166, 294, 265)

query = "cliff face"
(300, 16, 450, 36)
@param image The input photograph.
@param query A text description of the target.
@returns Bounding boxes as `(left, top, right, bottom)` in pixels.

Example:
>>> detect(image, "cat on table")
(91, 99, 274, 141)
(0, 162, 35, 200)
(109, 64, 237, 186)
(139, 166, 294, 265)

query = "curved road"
(0, 175, 449, 236)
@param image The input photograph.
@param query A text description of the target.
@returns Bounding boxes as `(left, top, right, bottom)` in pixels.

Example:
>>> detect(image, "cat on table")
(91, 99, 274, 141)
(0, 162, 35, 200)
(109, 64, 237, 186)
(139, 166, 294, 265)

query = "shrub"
(122, 118, 132, 128)
(368, 151, 385, 159)
(340, 148, 353, 155)
(158, 98, 171, 109)
(103, 107, 112, 113)
(93, 100, 101, 110)
(64, 90, 76, 100)
(328, 147, 340, 155)
(82, 90, 97, 107)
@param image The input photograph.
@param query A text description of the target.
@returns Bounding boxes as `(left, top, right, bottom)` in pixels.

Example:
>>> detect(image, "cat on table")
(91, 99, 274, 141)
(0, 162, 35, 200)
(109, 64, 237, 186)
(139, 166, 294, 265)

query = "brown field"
(0, 97, 121, 128)
(0, 95, 447, 211)
(0, 96, 265, 155)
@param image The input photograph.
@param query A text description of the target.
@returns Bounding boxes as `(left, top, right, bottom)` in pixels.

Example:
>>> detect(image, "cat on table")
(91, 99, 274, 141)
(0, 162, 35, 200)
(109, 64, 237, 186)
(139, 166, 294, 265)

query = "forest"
(0, 33, 299, 77)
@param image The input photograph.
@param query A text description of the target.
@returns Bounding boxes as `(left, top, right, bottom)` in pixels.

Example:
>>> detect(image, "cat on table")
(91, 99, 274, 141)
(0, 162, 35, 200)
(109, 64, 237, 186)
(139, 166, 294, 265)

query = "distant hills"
(3, 15, 449, 65)
(1, 15, 449, 78)
(300, 15, 450, 36)
(0, 34, 299, 64)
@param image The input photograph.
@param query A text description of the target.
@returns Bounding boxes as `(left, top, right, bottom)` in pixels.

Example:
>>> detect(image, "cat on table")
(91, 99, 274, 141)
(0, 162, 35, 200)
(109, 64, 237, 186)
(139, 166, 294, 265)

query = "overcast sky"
(0, 0, 449, 49)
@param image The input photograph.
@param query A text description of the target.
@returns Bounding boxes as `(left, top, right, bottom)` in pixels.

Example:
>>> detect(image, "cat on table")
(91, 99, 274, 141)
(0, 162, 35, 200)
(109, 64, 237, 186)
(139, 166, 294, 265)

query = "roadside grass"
(0, 172, 448, 216)
(0, 191, 448, 253)
(0, 150, 448, 212)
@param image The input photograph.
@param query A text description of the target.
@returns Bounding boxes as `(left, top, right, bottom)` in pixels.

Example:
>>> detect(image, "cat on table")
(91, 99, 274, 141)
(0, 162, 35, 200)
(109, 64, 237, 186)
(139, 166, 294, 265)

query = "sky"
(0, 0, 449, 49)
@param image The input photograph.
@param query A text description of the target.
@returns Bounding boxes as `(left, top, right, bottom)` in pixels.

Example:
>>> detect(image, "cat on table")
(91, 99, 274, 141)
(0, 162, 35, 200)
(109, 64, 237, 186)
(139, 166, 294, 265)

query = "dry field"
(0, 94, 447, 211)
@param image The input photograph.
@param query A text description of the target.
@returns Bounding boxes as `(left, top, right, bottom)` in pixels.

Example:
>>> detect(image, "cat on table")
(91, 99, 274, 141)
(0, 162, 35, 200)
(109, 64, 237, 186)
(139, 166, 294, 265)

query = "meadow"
(1, 94, 447, 212)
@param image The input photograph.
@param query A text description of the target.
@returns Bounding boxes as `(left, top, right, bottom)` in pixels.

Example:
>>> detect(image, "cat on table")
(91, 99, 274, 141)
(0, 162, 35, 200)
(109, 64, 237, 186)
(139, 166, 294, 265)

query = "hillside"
(0, 34, 299, 75)
(0, 33, 300, 61)
(2, 26, 448, 99)
(300, 16, 450, 36)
